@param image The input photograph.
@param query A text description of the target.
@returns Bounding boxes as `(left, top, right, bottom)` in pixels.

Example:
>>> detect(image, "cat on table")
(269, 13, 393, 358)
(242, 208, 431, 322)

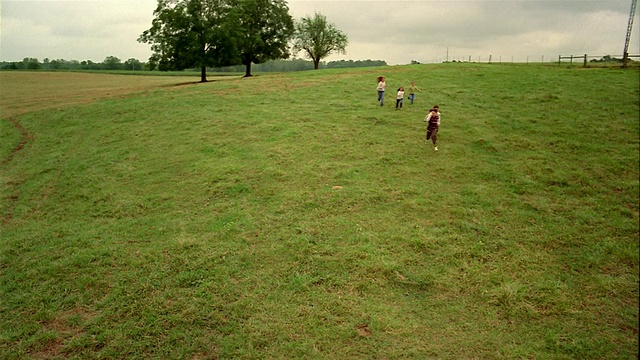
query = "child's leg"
(396, 99, 400, 108)
(431, 129, 438, 145)
(426, 129, 432, 141)
(400, 99, 403, 108)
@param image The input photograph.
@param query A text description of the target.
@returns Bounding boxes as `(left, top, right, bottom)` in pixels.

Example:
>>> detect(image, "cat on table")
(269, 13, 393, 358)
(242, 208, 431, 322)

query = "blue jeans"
(408, 93, 415, 104)
(377, 91, 384, 106)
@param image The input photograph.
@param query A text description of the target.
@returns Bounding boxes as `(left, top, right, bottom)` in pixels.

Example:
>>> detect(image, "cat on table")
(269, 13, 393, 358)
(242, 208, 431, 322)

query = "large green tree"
(229, 0, 294, 77)
(138, 0, 235, 82)
(292, 13, 348, 70)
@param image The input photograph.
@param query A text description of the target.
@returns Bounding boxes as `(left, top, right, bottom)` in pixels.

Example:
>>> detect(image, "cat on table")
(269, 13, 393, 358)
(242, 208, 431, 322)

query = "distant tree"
(22, 57, 41, 70)
(138, 0, 236, 82)
(2, 62, 19, 70)
(103, 56, 123, 70)
(292, 13, 348, 69)
(124, 58, 143, 70)
(228, 0, 295, 77)
(590, 55, 624, 63)
(253, 58, 314, 72)
(68, 60, 80, 70)
(80, 60, 102, 70)
(325, 59, 386, 69)
(50, 59, 63, 69)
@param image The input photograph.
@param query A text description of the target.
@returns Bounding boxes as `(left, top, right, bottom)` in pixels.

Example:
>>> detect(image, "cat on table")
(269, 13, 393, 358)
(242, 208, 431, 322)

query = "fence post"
(558, 55, 561, 65)
(583, 54, 587, 67)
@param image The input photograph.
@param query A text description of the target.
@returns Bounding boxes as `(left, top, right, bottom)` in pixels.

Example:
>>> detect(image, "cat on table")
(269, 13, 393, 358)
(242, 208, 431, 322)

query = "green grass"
(1, 64, 638, 359)
(0, 119, 22, 164)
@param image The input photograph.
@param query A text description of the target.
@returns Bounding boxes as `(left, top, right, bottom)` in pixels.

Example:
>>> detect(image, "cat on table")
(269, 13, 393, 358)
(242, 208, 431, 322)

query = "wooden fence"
(558, 54, 640, 67)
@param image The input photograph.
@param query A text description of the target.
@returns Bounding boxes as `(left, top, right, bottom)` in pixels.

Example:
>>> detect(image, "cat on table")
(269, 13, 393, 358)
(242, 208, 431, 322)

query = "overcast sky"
(1, 0, 638, 65)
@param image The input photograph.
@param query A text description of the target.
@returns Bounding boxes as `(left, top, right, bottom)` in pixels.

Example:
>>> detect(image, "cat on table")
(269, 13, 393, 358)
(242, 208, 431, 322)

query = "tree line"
(0, 57, 386, 72)
(589, 55, 633, 63)
(1, 57, 144, 71)
(212, 59, 387, 72)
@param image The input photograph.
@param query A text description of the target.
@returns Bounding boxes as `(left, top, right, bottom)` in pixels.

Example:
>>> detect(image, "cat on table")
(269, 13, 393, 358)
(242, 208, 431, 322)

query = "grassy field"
(1, 64, 638, 359)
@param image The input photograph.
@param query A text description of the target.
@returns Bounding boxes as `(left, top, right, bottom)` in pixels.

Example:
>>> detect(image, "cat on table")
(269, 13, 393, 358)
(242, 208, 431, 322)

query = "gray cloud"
(1, 0, 154, 62)
(288, 0, 639, 63)
(1, 0, 638, 64)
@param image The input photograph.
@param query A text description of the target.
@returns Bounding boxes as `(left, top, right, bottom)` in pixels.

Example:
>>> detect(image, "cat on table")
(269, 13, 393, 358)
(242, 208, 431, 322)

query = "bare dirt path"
(1, 116, 32, 166)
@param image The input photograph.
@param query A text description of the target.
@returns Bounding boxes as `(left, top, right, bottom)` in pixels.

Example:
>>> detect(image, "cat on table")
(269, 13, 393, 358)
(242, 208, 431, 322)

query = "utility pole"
(623, 0, 637, 68)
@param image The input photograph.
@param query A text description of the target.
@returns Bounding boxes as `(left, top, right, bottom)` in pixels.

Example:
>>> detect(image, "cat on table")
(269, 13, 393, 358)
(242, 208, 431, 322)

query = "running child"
(396, 87, 405, 109)
(424, 106, 441, 151)
(408, 81, 422, 105)
(376, 76, 386, 107)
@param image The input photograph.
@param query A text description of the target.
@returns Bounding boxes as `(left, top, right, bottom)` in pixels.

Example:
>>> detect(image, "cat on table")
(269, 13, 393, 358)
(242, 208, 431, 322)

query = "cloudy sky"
(1, 0, 638, 65)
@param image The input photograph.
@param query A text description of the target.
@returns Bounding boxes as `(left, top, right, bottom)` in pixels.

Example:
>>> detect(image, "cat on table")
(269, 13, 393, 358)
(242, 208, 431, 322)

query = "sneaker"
(434, 146, 438, 151)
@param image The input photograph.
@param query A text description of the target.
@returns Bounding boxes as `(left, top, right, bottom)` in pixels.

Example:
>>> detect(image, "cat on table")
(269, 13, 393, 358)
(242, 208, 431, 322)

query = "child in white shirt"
(395, 87, 405, 109)
(376, 76, 386, 107)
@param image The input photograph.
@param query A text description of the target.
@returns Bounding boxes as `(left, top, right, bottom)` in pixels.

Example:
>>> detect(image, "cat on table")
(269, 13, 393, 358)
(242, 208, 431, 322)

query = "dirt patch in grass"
(2, 116, 32, 166)
(29, 306, 98, 358)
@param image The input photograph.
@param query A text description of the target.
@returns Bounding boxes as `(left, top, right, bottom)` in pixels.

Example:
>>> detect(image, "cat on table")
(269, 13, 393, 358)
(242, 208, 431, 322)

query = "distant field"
(0, 72, 210, 118)
(1, 65, 638, 359)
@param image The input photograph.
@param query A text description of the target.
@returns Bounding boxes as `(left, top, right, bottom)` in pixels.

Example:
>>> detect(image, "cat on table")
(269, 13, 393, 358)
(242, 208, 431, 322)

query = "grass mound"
(1, 64, 638, 358)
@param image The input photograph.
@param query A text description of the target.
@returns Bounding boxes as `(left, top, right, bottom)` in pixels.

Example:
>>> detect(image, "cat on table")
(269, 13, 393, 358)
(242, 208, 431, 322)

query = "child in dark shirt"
(424, 105, 441, 151)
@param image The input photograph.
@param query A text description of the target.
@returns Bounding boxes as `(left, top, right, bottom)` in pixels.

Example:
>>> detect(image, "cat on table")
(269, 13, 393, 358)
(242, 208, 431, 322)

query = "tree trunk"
(200, 66, 207, 82)
(244, 62, 253, 77)
(313, 58, 320, 69)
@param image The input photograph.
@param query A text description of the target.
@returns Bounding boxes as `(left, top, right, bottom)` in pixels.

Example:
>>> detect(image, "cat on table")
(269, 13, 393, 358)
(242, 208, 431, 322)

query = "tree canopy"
(228, 0, 295, 77)
(138, 0, 236, 82)
(292, 13, 348, 69)
(139, 0, 295, 80)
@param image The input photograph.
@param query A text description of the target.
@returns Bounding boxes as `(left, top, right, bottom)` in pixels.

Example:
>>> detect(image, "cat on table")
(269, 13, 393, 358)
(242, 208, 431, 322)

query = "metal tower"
(623, 0, 637, 68)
